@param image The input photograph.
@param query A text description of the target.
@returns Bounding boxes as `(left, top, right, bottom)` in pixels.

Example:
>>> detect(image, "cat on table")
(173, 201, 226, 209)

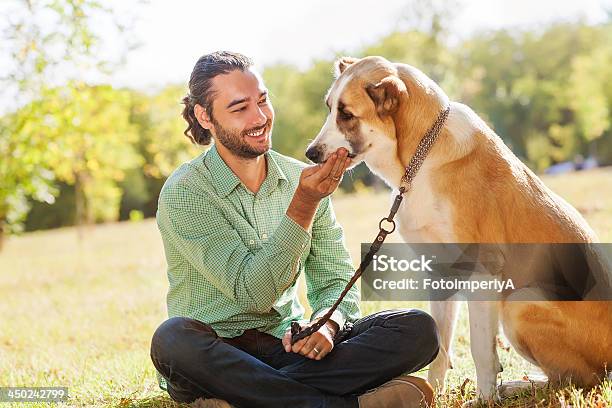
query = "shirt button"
(249, 239, 255, 245)
(262, 233, 268, 239)
(301, 243, 306, 249)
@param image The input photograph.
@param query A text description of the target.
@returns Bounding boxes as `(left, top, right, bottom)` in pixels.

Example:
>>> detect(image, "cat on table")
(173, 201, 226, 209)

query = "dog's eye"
(338, 109, 354, 120)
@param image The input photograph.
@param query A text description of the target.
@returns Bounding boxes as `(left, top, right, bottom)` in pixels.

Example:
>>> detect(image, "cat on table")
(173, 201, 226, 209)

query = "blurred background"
(1, 0, 611, 407)
(1, 0, 611, 239)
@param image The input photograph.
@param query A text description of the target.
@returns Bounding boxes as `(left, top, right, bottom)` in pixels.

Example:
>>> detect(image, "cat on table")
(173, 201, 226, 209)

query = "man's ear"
(194, 104, 212, 130)
(366, 76, 407, 117)
(334, 56, 360, 77)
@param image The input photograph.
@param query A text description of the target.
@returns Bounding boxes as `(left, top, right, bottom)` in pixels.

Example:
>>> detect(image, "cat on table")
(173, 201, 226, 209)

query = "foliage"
(455, 22, 612, 167)
(0, 102, 57, 236)
(2, 4, 612, 238)
(0, 0, 141, 244)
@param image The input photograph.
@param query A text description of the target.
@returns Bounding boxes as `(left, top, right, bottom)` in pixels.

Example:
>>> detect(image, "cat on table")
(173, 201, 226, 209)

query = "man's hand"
(282, 319, 339, 360)
(297, 147, 352, 203)
(286, 148, 352, 231)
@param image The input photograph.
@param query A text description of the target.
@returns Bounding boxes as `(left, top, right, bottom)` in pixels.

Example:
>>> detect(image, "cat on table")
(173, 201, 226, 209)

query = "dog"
(305, 55, 612, 402)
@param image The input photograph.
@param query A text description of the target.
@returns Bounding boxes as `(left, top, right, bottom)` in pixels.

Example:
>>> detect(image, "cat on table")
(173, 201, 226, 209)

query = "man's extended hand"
(297, 147, 352, 203)
(282, 319, 339, 360)
(286, 148, 351, 231)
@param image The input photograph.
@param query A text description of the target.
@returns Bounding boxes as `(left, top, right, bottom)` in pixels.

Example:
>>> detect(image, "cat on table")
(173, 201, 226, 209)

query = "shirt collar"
(261, 150, 288, 196)
(204, 143, 287, 197)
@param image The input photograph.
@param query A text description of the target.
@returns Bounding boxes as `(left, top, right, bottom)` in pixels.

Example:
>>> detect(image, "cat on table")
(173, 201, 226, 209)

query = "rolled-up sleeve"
(157, 184, 310, 314)
(304, 196, 361, 327)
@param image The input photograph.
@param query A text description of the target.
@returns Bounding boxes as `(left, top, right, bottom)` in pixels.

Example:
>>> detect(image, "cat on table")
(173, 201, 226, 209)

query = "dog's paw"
(462, 394, 501, 408)
(497, 376, 548, 398)
(461, 388, 500, 408)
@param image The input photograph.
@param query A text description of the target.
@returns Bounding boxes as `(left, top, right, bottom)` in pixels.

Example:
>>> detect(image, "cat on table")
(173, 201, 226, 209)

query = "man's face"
(208, 68, 274, 159)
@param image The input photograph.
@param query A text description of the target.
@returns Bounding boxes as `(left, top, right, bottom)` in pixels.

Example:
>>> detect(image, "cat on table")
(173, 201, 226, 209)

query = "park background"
(1, 0, 611, 406)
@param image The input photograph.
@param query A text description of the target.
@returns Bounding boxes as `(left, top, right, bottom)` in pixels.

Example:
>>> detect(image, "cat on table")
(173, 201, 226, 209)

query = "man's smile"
(243, 122, 270, 142)
(245, 127, 265, 137)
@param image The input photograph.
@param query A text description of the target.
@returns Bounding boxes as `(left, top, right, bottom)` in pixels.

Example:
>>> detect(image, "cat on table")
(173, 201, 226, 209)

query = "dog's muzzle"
(306, 144, 357, 163)
(305, 145, 324, 163)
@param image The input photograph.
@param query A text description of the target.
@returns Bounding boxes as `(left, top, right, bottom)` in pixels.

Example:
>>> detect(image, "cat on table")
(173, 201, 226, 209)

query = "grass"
(0, 167, 611, 407)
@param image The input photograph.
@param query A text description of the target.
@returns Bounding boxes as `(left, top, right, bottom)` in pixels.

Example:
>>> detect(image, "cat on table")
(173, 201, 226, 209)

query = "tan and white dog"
(305, 56, 612, 401)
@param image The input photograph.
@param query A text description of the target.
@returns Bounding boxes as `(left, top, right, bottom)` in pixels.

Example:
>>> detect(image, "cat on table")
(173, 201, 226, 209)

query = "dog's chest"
(394, 173, 456, 242)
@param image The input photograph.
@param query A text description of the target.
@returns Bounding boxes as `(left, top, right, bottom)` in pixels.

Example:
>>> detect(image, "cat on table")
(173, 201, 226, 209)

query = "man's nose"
(305, 145, 324, 163)
(250, 105, 267, 127)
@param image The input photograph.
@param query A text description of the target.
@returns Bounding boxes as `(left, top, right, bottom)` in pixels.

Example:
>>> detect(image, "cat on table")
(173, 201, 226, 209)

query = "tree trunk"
(0, 203, 6, 252)
(0, 217, 5, 253)
(74, 171, 92, 241)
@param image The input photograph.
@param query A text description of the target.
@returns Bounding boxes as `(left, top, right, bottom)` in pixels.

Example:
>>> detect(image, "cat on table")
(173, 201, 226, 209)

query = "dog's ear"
(366, 76, 407, 117)
(334, 56, 359, 76)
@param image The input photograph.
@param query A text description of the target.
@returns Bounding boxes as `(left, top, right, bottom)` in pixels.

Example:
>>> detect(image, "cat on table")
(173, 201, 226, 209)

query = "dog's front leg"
(467, 300, 502, 401)
(428, 300, 461, 393)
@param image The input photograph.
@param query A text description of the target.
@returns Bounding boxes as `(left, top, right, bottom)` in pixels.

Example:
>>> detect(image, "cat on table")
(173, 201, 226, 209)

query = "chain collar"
(398, 105, 451, 194)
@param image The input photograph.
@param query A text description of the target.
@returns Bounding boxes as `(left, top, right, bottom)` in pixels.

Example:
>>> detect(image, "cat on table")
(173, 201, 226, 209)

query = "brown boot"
(190, 397, 234, 408)
(358, 375, 435, 408)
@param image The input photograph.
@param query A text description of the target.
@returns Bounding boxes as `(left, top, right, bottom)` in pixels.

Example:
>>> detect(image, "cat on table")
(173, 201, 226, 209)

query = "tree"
(45, 83, 142, 227)
(0, 98, 57, 249)
(125, 85, 203, 218)
(455, 22, 612, 170)
(0, 0, 142, 248)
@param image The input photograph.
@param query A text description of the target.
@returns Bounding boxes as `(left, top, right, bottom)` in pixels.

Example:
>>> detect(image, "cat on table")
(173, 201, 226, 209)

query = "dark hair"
(181, 51, 254, 145)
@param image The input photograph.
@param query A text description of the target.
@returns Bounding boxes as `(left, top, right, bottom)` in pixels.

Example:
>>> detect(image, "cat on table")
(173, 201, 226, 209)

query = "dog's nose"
(305, 145, 323, 163)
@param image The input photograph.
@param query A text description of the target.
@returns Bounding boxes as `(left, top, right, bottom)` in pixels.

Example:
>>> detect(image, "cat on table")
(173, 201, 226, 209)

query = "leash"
(291, 105, 451, 344)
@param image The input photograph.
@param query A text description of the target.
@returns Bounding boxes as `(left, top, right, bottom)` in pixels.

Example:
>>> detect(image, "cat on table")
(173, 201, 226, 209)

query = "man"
(150, 51, 440, 408)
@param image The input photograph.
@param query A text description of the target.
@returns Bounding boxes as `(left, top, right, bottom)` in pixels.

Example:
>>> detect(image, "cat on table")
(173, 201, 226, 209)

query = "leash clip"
(378, 217, 396, 234)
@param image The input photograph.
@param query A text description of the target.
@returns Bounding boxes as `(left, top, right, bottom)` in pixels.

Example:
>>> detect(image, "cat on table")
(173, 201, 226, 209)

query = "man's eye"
(233, 106, 247, 113)
(258, 98, 268, 104)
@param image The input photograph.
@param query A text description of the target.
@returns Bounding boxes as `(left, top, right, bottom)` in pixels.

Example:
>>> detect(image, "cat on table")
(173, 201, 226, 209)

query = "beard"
(211, 115, 272, 159)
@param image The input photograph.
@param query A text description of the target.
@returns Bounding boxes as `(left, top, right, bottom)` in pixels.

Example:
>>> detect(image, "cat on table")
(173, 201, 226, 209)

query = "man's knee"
(388, 309, 440, 364)
(150, 316, 216, 371)
(407, 309, 439, 359)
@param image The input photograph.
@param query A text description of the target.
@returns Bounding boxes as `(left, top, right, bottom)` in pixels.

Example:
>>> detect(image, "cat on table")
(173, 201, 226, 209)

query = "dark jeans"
(150, 309, 439, 408)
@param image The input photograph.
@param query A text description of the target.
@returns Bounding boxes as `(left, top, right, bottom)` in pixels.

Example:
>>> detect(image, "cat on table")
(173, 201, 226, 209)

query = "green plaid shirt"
(155, 143, 361, 389)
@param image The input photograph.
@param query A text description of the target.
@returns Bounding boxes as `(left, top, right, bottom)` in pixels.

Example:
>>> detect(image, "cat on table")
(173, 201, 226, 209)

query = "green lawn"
(1, 168, 611, 407)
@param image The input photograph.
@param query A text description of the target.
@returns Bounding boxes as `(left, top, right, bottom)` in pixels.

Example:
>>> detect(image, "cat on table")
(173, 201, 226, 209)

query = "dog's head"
(305, 56, 407, 166)
(305, 56, 448, 169)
